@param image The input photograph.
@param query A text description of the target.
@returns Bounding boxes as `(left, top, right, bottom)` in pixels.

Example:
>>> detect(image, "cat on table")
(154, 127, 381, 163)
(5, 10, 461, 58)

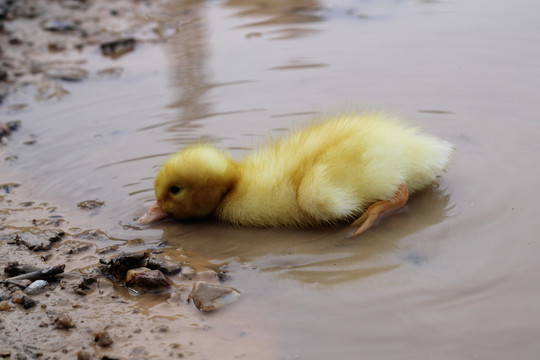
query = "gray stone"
(189, 281, 240, 312)
(142, 255, 181, 275)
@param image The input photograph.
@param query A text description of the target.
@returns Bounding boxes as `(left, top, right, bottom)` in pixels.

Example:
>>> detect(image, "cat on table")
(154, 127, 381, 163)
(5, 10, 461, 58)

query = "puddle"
(1, 0, 540, 359)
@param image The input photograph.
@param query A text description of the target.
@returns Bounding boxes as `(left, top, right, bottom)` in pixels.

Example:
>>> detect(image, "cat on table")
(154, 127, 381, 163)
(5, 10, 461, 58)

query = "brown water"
(2, 0, 540, 359)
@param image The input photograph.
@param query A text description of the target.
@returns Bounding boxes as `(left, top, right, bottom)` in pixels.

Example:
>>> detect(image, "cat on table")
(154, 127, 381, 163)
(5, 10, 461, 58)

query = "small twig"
(1, 264, 65, 286)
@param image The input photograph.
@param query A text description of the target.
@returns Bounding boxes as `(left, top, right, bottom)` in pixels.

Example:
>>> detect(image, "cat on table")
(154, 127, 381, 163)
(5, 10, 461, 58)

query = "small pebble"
(142, 255, 181, 275)
(11, 290, 25, 305)
(48, 42, 66, 52)
(94, 330, 114, 347)
(22, 296, 37, 309)
(126, 267, 170, 292)
(42, 19, 80, 32)
(55, 313, 75, 329)
(151, 325, 169, 333)
(0, 301, 11, 311)
(25, 280, 48, 295)
(76, 351, 91, 360)
(9, 38, 23, 45)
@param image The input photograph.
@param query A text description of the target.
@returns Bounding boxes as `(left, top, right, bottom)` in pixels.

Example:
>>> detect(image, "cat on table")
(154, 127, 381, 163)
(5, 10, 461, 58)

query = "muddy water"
(2, 0, 540, 359)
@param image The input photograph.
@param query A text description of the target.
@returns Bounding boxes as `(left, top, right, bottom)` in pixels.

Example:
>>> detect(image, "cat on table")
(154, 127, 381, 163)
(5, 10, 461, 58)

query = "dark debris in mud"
(97, 251, 184, 295)
(0, 120, 21, 143)
(100, 38, 136, 58)
(98, 251, 182, 282)
(41, 18, 83, 33)
(11, 289, 38, 308)
(75, 274, 98, 293)
(0, 0, 43, 21)
(21, 294, 37, 308)
(4, 261, 40, 277)
(98, 251, 150, 281)
(0, 182, 20, 193)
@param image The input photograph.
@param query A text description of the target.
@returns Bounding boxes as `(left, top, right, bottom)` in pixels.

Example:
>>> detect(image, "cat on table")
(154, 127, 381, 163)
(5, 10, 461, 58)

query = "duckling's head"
(138, 145, 238, 224)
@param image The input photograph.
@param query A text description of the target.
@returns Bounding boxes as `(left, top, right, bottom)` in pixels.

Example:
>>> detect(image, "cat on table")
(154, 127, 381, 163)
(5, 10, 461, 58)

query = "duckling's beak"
(138, 201, 169, 224)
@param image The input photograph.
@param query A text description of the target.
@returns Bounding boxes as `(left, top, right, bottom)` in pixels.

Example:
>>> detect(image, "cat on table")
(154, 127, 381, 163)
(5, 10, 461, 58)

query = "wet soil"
(2, 0, 540, 359)
(0, 1, 253, 359)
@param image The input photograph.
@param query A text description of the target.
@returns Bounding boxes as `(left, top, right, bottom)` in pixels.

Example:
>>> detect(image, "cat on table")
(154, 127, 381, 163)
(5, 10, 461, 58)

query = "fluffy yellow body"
(142, 113, 452, 231)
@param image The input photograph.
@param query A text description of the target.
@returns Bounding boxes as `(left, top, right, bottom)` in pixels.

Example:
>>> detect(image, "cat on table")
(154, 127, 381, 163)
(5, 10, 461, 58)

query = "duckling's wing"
(296, 163, 363, 225)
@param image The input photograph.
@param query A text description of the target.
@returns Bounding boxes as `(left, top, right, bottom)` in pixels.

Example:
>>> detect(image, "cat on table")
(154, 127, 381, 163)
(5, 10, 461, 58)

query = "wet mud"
(2, 0, 540, 359)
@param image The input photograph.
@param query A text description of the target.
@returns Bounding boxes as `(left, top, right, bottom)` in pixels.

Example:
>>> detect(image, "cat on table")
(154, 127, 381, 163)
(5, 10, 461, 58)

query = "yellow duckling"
(139, 113, 452, 235)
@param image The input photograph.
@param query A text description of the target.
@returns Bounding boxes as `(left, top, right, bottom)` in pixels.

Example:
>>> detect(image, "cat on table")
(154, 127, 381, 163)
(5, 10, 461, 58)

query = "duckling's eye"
(169, 185, 182, 195)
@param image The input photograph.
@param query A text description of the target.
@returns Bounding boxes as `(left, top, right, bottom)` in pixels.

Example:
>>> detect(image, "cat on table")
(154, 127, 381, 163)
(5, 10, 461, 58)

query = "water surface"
(2, 0, 540, 359)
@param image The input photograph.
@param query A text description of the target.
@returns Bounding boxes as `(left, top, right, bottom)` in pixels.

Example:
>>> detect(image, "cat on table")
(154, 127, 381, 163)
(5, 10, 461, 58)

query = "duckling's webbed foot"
(351, 184, 409, 236)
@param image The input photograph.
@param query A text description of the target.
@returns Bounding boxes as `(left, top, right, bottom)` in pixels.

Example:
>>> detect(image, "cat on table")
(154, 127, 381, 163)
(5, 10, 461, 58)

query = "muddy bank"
(0, 0, 178, 106)
(0, 177, 251, 359)
(0, 190, 244, 360)
(0, 1, 247, 359)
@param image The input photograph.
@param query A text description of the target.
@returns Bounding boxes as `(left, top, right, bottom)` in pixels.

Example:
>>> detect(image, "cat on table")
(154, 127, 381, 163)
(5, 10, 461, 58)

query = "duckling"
(139, 113, 452, 235)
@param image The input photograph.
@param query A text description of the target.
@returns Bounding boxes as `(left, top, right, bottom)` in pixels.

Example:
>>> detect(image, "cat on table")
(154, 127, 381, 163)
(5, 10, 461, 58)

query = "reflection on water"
(225, 0, 323, 26)
(166, 1, 212, 137)
(157, 183, 452, 286)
